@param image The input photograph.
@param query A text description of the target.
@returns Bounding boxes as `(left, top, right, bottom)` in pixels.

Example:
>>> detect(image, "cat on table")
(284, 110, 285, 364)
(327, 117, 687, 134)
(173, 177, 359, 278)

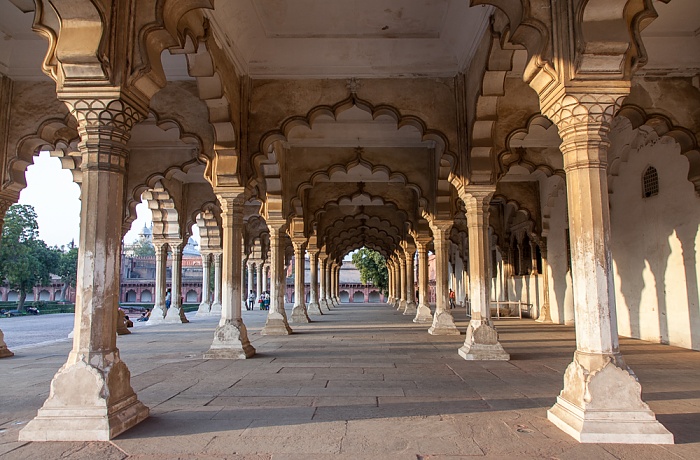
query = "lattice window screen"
(643, 166, 659, 198)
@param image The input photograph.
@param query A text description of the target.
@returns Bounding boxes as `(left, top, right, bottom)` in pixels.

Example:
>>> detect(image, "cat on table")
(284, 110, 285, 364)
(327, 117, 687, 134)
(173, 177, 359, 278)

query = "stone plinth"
(458, 320, 509, 360)
(0, 329, 13, 358)
(413, 304, 432, 323)
(19, 358, 149, 441)
(428, 311, 460, 335)
(403, 301, 417, 316)
(307, 302, 322, 315)
(291, 306, 311, 323)
(261, 312, 293, 335)
(203, 319, 255, 359)
(196, 302, 211, 316)
(547, 353, 673, 444)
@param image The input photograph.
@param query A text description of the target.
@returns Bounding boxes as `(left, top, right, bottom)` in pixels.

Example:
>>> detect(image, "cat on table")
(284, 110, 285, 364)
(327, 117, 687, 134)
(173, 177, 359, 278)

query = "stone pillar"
(334, 264, 341, 304)
(256, 263, 263, 301)
(386, 260, 394, 304)
(428, 221, 459, 335)
(20, 96, 148, 441)
(196, 253, 211, 316)
(210, 252, 223, 315)
(327, 262, 336, 306)
(398, 255, 407, 311)
(261, 223, 293, 335)
(150, 242, 168, 323)
(203, 191, 255, 359)
(165, 243, 187, 323)
(307, 249, 322, 315)
(318, 255, 329, 311)
(403, 248, 417, 316)
(261, 264, 268, 293)
(458, 188, 509, 360)
(324, 261, 333, 308)
(536, 244, 553, 323)
(529, 239, 539, 275)
(241, 256, 248, 308)
(0, 328, 12, 358)
(414, 240, 433, 323)
(543, 93, 672, 443)
(247, 262, 255, 299)
(290, 240, 310, 323)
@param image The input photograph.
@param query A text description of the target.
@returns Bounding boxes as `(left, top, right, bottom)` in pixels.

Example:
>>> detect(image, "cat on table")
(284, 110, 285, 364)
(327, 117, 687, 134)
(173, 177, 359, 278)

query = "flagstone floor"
(1, 303, 699, 459)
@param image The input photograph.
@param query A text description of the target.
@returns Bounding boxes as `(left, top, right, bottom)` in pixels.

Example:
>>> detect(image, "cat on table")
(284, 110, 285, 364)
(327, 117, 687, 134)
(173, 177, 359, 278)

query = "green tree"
(0, 204, 55, 311)
(56, 245, 79, 301)
(351, 248, 388, 294)
(130, 238, 155, 257)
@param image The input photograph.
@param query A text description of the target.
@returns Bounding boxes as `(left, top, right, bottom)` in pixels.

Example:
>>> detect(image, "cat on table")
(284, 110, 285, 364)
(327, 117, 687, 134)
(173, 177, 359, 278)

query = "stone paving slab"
(0, 303, 699, 458)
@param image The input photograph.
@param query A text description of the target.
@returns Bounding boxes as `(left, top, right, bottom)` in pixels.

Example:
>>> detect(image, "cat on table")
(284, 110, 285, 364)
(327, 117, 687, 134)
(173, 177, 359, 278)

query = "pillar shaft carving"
(204, 191, 255, 359)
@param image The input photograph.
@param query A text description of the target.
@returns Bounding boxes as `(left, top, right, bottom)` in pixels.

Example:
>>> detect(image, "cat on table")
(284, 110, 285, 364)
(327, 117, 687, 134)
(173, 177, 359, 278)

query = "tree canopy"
(56, 245, 79, 300)
(351, 248, 388, 294)
(0, 204, 56, 310)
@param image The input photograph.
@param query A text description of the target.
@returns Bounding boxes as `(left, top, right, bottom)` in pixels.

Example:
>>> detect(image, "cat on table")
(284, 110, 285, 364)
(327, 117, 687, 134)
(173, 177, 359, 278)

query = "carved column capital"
(542, 92, 628, 170)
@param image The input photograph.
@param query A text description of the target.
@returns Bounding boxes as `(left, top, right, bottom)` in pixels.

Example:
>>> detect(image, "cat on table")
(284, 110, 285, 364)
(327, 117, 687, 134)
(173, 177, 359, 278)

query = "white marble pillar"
(318, 255, 329, 311)
(326, 262, 335, 307)
(261, 264, 268, 293)
(414, 240, 433, 323)
(247, 261, 255, 299)
(261, 223, 293, 335)
(459, 188, 509, 360)
(428, 221, 459, 335)
(290, 240, 310, 322)
(536, 244, 553, 323)
(398, 255, 407, 311)
(210, 252, 223, 315)
(196, 253, 211, 316)
(150, 242, 168, 322)
(307, 249, 322, 315)
(203, 191, 255, 359)
(403, 249, 417, 316)
(165, 243, 187, 323)
(20, 96, 148, 441)
(256, 263, 263, 302)
(543, 92, 672, 443)
(333, 264, 341, 305)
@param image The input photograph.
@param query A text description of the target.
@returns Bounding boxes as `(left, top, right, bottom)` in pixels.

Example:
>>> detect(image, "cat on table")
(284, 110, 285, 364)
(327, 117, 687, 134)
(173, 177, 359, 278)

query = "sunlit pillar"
(150, 241, 168, 322)
(256, 262, 263, 301)
(210, 252, 223, 315)
(414, 239, 433, 323)
(536, 243, 553, 323)
(318, 254, 329, 311)
(458, 188, 508, 360)
(165, 243, 187, 323)
(20, 95, 148, 441)
(403, 246, 417, 316)
(290, 239, 310, 323)
(398, 255, 407, 311)
(261, 222, 293, 335)
(196, 252, 211, 316)
(542, 92, 671, 443)
(203, 191, 255, 359)
(307, 248, 322, 315)
(428, 221, 459, 335)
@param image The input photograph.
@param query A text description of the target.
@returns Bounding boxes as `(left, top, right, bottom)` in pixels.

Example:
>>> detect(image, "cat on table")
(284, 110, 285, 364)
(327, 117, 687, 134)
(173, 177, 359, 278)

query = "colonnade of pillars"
(10, 88, 674, 444)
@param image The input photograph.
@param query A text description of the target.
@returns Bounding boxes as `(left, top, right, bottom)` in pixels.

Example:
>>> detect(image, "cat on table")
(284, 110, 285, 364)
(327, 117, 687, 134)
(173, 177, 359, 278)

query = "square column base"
(403, 302, 417, 316)
(413, 304, 433, 323)
(0, 347, 12, 358)
(209, 302, 222, 315)
(428, 311, 460, 335)
(203, 319, 255, 359)
(458, 321, 509, 360)
(19, 358, 148, 441)
(547, 353, 673, 444)
(196, 302, 211, 316)
(307, 302, 323, 315)
(291, 305, 311, 323)
(261, 312, 293, 335)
